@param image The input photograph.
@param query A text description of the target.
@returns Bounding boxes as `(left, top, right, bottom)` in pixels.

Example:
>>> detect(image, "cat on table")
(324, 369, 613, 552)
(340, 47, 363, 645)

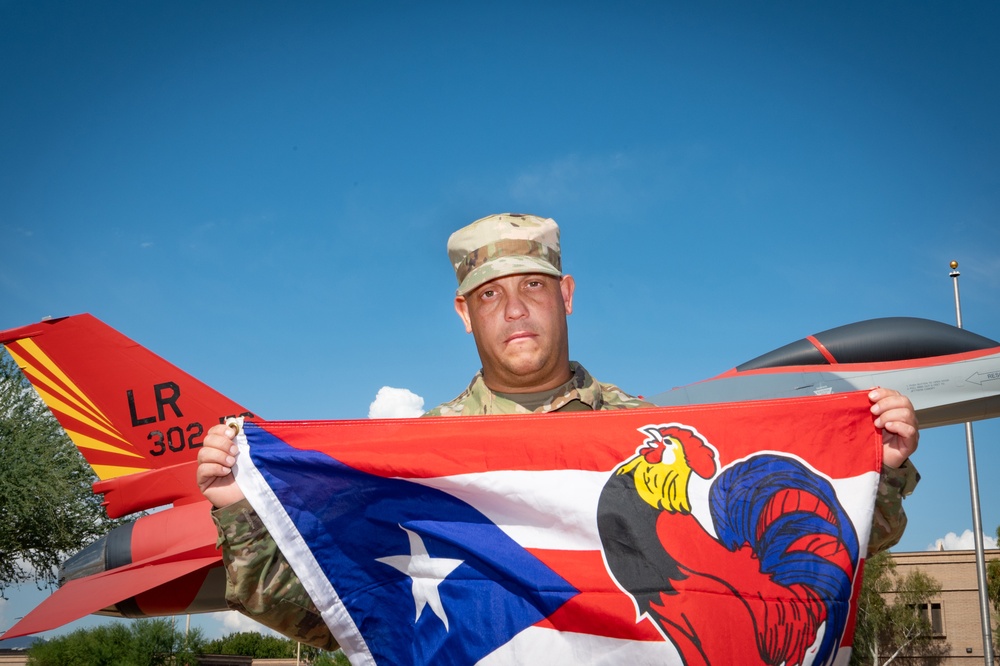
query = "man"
(426, 213, 648, 415)
(197, 213, 919, 649)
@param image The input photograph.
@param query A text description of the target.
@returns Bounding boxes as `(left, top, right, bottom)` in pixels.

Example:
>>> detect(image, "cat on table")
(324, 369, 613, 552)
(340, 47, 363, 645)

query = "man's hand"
(869, 388, 919, 469)
(196, 423, 246, 508)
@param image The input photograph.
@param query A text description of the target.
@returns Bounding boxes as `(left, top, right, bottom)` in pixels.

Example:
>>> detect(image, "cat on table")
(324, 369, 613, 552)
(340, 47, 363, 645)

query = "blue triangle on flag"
(246, 425, 578, 664)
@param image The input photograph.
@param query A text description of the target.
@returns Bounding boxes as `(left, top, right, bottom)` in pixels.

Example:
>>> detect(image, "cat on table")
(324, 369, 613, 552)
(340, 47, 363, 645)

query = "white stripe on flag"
(410, 469, 608, 550)
(234, 426, 377, 666)
(477, 626, 682, 665)
(409, 468, 881, 554)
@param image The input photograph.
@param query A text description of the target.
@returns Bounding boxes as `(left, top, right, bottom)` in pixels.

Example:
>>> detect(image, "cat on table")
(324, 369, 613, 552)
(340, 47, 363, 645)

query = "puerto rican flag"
(232, 392, 883, 665)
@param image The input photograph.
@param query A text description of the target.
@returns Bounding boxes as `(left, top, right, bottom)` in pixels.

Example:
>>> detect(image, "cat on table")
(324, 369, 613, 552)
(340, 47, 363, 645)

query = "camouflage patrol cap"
(448, 213, 562, 295)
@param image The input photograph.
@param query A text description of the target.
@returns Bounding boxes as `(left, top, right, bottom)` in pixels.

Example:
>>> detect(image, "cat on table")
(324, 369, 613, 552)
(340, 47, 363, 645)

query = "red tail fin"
(0, 314, 255, 514)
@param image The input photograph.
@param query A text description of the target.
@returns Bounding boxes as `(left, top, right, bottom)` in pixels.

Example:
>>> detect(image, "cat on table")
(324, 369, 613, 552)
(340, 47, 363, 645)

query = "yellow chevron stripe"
(33, 384, 133, 450)
(66, 428, 144, 460)
(17, 362, 114, 433)
(91, 464, 152, 481)
(15, 339, 104, 415)
(10, 339, 115, 431)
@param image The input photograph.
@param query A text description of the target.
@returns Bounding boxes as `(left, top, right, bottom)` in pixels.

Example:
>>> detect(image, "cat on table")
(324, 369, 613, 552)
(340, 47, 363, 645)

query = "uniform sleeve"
(212, 499, 338, 651)
(866, 460, 920, 556)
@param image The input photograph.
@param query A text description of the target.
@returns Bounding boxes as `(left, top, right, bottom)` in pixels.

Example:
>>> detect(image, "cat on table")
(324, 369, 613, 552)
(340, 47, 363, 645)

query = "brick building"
(890, 549, 1000, 664)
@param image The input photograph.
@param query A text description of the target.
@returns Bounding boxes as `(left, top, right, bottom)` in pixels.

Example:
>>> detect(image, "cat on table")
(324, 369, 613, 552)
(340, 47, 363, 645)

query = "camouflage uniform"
(870, 457, 920, 552)
(213, 499, 338, 651)
(448, 213, 562, 296)
(424, 361, 650, 416)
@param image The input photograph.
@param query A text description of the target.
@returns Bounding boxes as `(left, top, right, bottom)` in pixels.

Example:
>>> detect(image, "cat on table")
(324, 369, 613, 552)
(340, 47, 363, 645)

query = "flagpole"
(949, 260, 995, 665)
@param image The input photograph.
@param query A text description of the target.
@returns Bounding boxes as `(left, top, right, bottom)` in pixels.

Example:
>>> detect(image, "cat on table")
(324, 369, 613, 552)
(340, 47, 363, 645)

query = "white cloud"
(198, 611, 282, 639)
(368, 387, 424, 419)
(926, 529, 999, 551)
(221, 611, 270, 634)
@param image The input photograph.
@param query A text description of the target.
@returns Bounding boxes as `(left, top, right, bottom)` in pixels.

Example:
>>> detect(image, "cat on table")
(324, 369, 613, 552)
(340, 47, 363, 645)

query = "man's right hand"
(197, 423, 246, 508)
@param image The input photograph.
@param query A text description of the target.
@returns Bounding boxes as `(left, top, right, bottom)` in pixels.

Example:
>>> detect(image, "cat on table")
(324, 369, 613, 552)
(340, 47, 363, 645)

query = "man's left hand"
(869, 387, 919, 469)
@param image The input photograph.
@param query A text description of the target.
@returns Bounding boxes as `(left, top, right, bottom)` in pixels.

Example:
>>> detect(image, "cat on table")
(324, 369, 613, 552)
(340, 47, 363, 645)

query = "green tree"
(309, 648, 350, 665)
(26, 618, 205, 666)
(851, 550, 948, 666)
(202, 630, 348, 664)
(176, 626, 207, 666)
(0, 349, 122, 594)
(203, 630, 297, 657)
(987, 525, 1000, 654)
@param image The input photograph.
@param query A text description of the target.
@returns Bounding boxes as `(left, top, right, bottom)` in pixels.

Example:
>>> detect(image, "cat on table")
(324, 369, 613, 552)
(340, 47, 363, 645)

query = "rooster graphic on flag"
(232, 393, 881, 666)
(598, 425, 859, 666)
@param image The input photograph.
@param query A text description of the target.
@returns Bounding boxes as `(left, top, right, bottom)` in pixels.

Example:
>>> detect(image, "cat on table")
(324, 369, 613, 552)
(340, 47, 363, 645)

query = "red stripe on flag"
(529, 549, 663, 641)
(257, 392, 881, 480)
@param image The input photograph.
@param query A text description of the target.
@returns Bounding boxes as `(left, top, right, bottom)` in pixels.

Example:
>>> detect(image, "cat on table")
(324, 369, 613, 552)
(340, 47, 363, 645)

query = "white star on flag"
(376, 525, 464, 631)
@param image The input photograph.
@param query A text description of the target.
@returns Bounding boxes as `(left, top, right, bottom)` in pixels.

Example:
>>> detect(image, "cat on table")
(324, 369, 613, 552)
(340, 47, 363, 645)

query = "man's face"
(455, 273, 575, 393)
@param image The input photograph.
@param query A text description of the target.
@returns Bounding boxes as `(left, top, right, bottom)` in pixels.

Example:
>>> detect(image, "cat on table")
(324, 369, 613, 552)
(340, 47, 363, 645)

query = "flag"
(233, 392, 883, 666)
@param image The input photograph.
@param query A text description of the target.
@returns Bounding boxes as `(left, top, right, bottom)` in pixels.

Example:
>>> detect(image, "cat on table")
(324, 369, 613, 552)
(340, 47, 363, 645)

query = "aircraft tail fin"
(0, 314, 254, 496)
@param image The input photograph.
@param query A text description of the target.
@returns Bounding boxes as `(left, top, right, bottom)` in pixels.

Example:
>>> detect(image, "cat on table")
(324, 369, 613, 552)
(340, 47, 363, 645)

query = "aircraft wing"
(0, 499, 224, 639)
(650, 317, 1000, 428)
(2, 558, 222, 639)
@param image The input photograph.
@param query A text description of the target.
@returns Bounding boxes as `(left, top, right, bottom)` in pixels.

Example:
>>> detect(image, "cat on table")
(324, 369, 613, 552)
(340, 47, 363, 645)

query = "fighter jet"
(1, 313, 997, 639)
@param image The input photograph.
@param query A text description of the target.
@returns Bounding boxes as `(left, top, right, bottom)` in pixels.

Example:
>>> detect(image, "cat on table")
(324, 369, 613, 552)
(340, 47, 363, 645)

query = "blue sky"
(2, 0, 999, 643)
